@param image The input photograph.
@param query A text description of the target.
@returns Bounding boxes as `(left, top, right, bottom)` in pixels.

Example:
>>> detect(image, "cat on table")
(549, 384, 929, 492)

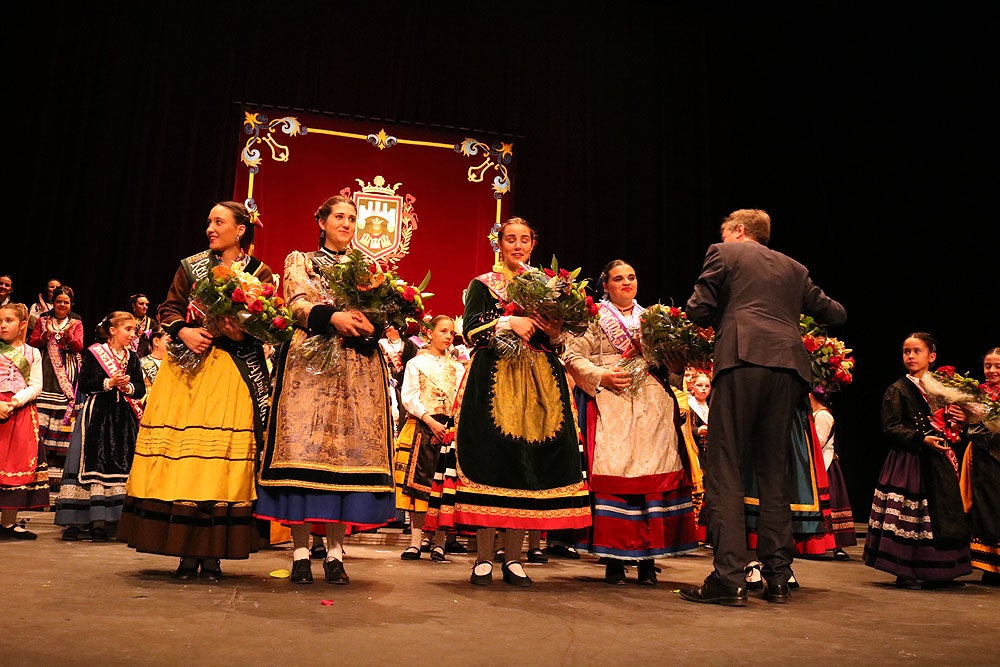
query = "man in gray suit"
(679, 209, 846, 606)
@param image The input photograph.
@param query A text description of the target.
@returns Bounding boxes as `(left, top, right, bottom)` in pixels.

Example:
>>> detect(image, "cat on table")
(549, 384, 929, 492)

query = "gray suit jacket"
(685, 241, 846, 385)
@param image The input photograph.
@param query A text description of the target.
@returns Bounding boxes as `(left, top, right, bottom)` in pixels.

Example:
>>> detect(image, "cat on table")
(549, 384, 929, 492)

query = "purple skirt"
(863, 448, 971, 581)
(827, 459, 857, 547)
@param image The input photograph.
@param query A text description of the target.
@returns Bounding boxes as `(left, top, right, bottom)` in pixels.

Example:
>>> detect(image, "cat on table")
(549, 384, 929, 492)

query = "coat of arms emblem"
(352, 175, 419, 265)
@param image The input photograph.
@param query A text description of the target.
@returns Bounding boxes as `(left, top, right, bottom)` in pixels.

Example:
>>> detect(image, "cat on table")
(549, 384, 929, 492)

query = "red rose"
(272, 316, 287, 329)
(937, 365, 955, 376)
(585, 295, 594, 307)
(405, 319, 420, 336)
(668, 307, 681, 318)
(588, 303, 600, 316)
(247, 299, 264, 314)
(231, 288, 246, 303)
(802, 335, 822, 353)
(261, 283, 275, 297)
(402, 286, 417, 301)
(543, 268, 555, 277)
(558, 268, 570, 278)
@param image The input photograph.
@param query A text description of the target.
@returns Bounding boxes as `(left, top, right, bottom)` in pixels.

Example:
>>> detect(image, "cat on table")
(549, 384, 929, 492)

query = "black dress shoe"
(90, 526, 110, 543)
(894, 576, 923, 590)
(430, 546, 448, 562)
(444, 540, 468, 554)
(310, 545, 327, 560)
(290, 558, 313, 584)
(764, 582, 791, 603)
(174, 558, 199, 581)
(501, 561, 532, 587)
(493, 548, 506, 563)
(679, 573, 748, 607)
(200, 559, 223, 582)
(637, 560, 658, 587)
(470, 561, 493, 586)
(543, 544, 580, 559)
(605, 560, 627, 585)
(527, 548, 548, 563)
(400, 546, 421, 560)
(0, 524, 38, 540)
(61, 526, 88, 542)
(324, 558, 350, 585)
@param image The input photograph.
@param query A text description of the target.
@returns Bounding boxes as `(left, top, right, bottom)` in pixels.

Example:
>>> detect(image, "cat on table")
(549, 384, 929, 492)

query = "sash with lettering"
(597, 300, 642, 358)
(88, 343, 144, 421)
(0, 341, 30, 383)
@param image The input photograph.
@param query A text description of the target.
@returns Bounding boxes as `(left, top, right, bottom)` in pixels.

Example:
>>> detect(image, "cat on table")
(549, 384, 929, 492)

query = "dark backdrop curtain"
(9, 1, 995, 520)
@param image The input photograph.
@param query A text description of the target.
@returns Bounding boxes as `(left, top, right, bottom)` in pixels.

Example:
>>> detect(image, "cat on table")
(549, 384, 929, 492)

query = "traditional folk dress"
(54, 343, 145, 527)
(814, 404, 857, 548)
(139, 354, 162, 407)
(745, 401, 835, 555)
(394, 351, 465, 514)
(424, 272, 591, 531)
(255, 248, 396, 530)
(27, 313, 83, 476)
(564, 300, 699, 560)
(118, 250, 273, 560)
(864, 376, 972, 581)
(960, 381, 1000, 575)
(0, 342, 48, 510)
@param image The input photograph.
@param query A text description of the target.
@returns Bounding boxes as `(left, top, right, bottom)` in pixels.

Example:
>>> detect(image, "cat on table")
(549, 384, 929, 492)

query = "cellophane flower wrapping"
(494, 256, 600, 358)
(168, 265, 293, 375)
(922, 366, 999, 430)
(289, 248, 431, 375)
(638, 303, 714, 369)
(799, 315, 854, 394)
(616, 347, 650, 397)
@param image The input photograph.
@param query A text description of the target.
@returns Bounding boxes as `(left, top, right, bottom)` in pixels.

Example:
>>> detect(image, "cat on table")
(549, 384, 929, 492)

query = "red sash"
(88, 343, 144, 421)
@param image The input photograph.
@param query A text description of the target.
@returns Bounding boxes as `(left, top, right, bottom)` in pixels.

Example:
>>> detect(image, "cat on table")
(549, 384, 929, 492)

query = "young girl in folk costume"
(564, 260, 699, 585)
(960, 347, 1000, 585)
(28, 286, 84, 483)
(810, 389, 856, 560)
(864, 332, 971, 589)
(138, 328, 168, 404)
(425, 217, 591, 588)
(54, 312, 145, 541)
(119, 201, 273, 582)
(395, 315, 466, 563)
(0, 303, 47, 539)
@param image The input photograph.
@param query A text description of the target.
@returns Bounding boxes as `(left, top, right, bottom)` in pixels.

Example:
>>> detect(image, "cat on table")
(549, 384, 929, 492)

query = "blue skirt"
(254, 485, 394, 528)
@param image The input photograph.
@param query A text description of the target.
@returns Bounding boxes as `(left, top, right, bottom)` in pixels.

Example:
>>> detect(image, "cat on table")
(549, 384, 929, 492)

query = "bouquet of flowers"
(292, 248, 432, 374)
(638, 303, 715, 369)
(169, 265, 294, 374)
(799, 315, 854, 394)
(922, 366, 1000, 431)
(493, 256, 599, 358)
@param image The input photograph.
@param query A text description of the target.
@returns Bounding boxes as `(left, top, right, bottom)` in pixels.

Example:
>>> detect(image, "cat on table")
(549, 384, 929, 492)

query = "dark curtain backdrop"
(10, 1, 996, 520)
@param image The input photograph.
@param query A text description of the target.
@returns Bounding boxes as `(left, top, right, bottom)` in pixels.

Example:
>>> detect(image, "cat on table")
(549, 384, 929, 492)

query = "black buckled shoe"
(174, 558, 199, 581)
(679, 573, 748, 607)
(764, 582, 791, 603)
(470, 561, 493, 586)
(0, 523, 38, 540)
(400, 546, 421, 560)
(61, 526, 88, 542)
(604, 560, 627, 585)
(527, 548, 548, 563)
(637, 560, 659, 586)
(501, 561, 532, 587)
(324, 558, 350, 585)
(444, 539, 468, 554)
(90, 526, 110, 543)
(310, 544, 327, 560)
(199, 559, 223, 582)
(430, 546, 448, 562)
(290, 558, 313, 584)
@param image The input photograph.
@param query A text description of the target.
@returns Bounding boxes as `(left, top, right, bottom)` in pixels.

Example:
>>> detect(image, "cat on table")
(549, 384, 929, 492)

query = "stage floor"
(3, 511, 997, 666)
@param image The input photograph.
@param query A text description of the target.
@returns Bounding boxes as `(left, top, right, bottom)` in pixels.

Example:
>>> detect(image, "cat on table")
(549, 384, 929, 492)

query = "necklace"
(49, 316, 71, 342)
(110, 344, 128, 367)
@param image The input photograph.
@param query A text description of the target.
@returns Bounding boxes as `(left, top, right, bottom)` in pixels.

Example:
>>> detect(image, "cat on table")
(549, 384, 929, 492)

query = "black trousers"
(703, 365, 806, 589)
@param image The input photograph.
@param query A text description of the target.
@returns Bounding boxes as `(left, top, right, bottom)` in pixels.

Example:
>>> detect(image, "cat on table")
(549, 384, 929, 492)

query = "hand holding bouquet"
(638, 304, 714, 369)
(495, 256, 599, 357)
(799, 315, 854, 394)
(922, 366, 999, 431)
(293, 248, 432, 374)
(170, 265, 293, 374)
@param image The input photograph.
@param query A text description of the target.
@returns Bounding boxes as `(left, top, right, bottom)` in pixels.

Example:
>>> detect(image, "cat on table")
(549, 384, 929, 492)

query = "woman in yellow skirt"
(118, 201, 274, 582)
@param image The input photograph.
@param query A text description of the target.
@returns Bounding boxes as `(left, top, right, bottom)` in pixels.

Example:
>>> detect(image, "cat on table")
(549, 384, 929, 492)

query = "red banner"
(233, 108, 516, 319)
